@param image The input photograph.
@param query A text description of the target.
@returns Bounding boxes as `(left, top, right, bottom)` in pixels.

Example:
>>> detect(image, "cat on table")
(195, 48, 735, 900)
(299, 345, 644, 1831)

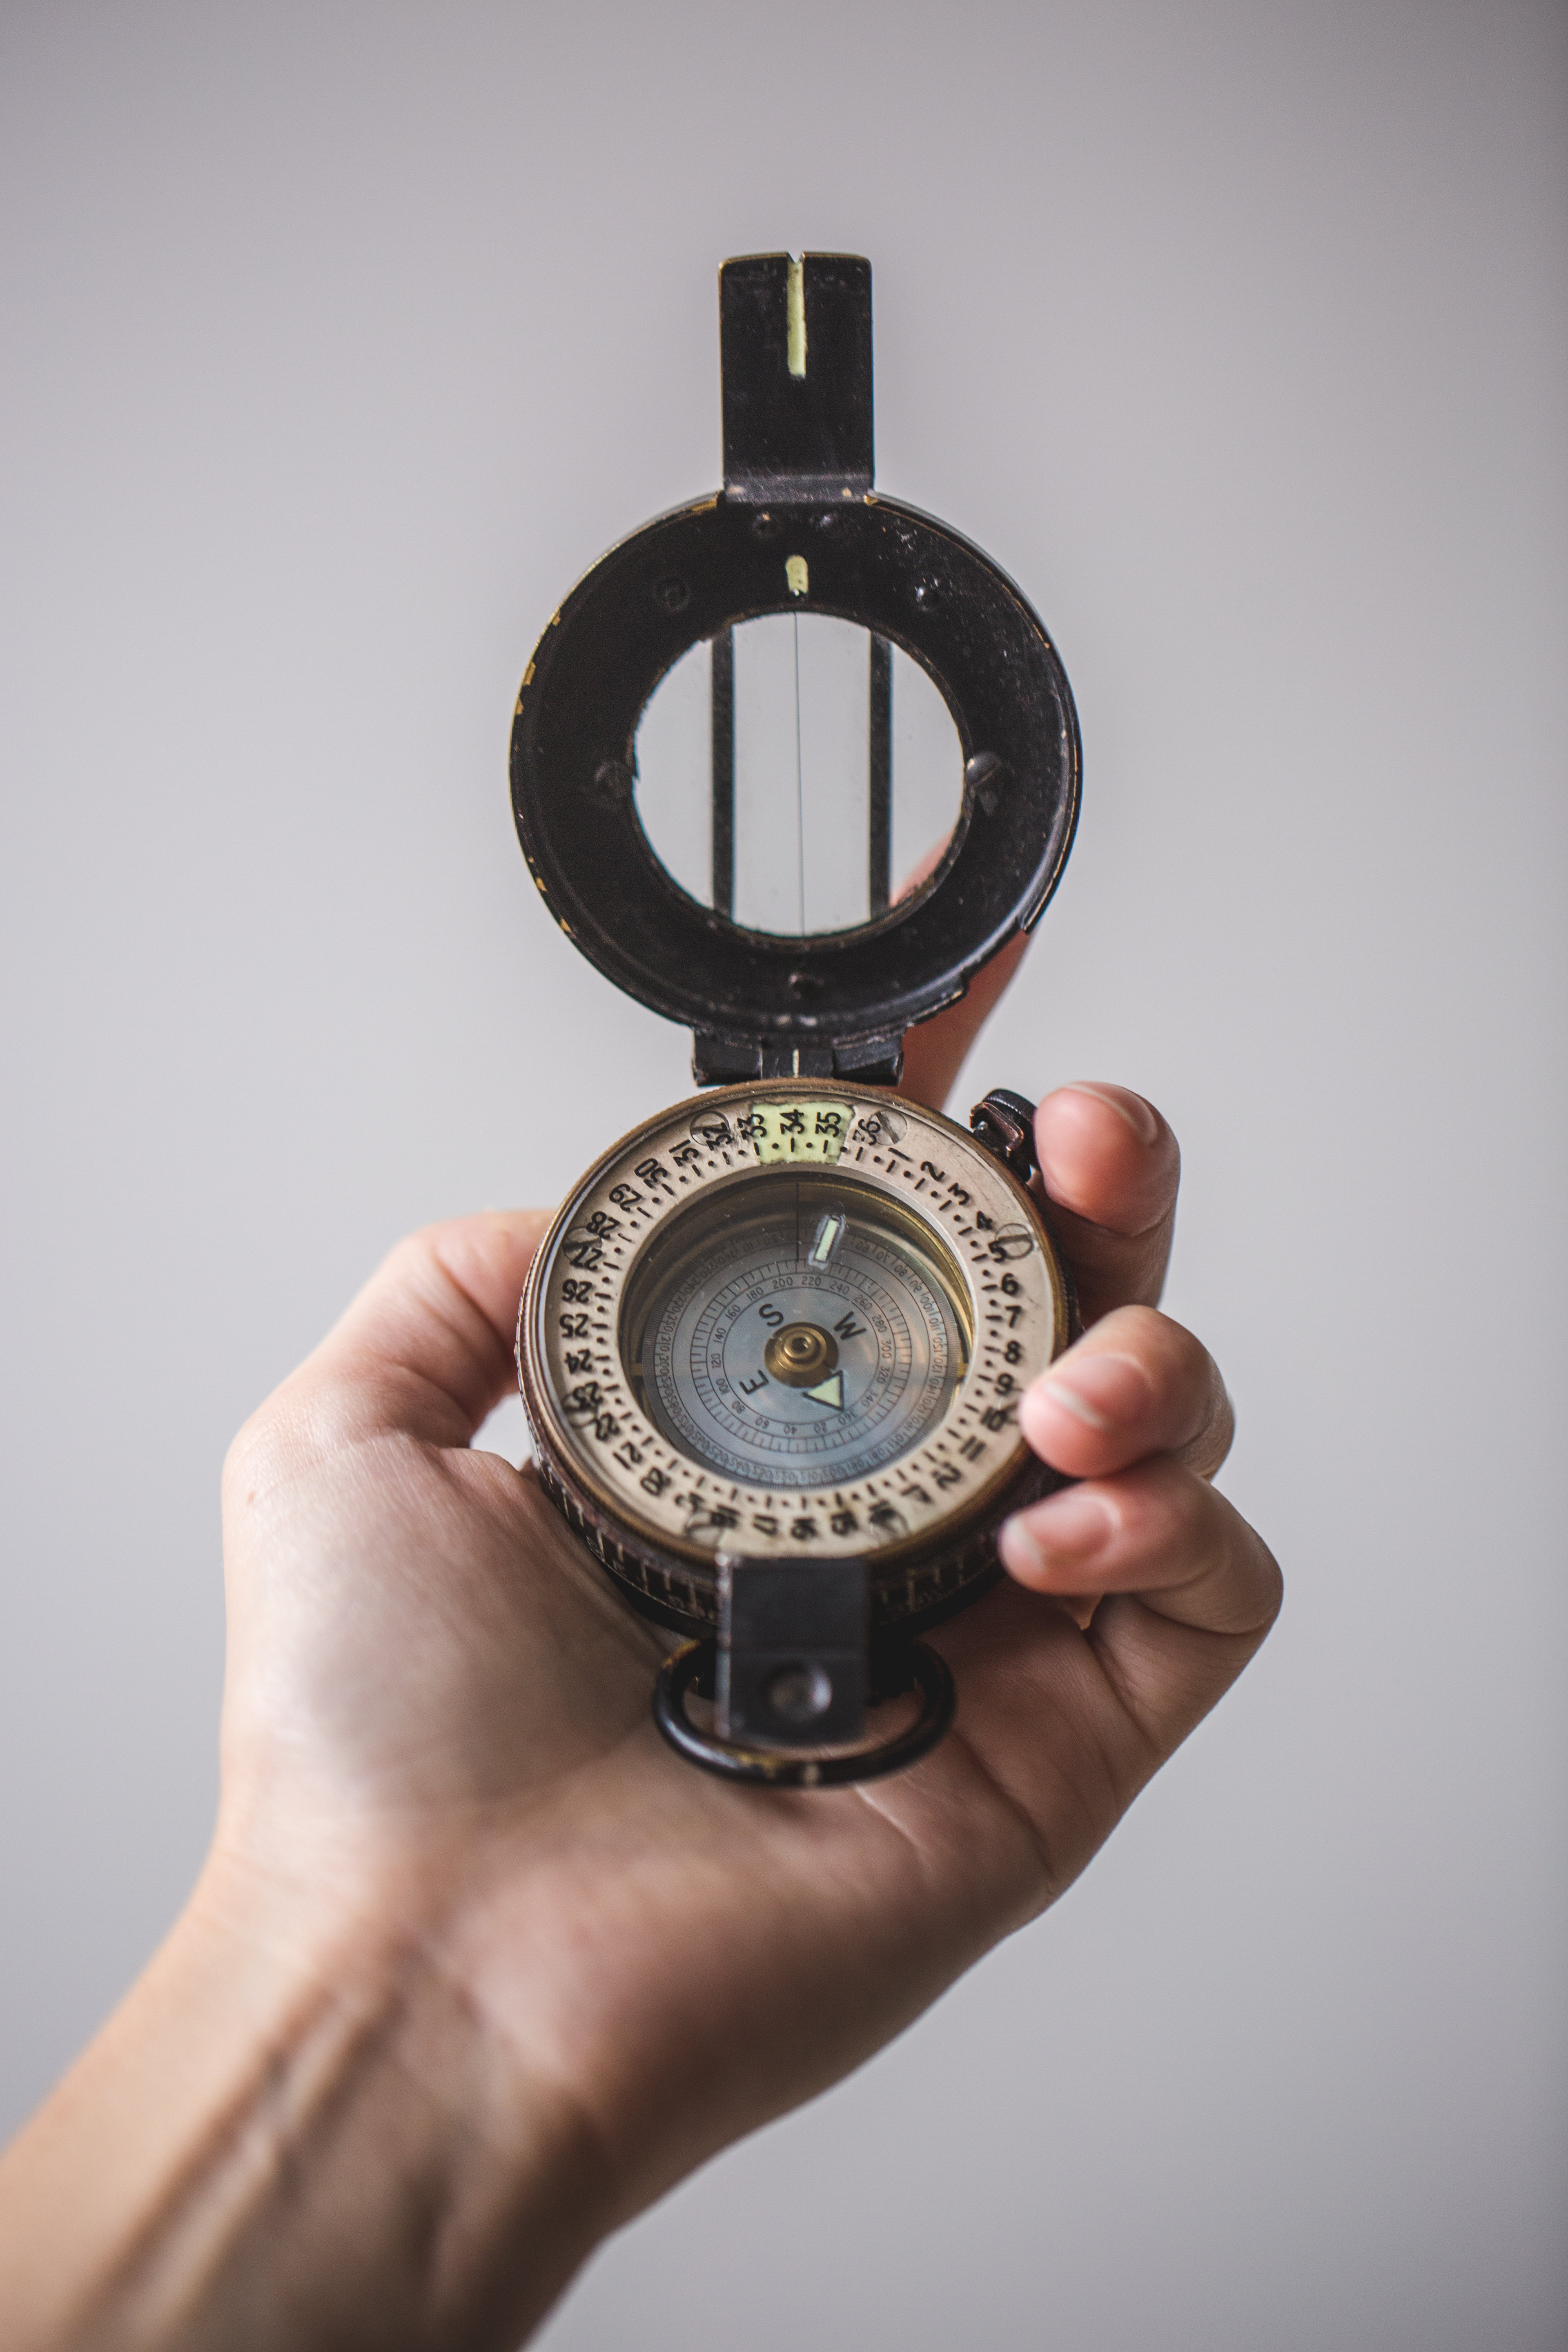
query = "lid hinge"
(692, 1031, 904, 1089)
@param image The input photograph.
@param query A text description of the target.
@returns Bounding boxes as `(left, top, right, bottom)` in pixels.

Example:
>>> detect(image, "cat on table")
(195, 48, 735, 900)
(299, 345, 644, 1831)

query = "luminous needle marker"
(809, 1209, 847, 1267)
(804, 1370, 845, 1410)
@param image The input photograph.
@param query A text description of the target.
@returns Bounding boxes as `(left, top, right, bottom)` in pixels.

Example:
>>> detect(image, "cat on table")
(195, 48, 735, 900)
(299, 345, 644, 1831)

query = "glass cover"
(632, 615, 963, 936)
(621, 1171, 971, 1490)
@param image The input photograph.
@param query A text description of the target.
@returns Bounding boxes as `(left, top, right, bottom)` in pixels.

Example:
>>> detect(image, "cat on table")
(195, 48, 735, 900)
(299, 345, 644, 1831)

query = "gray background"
(2, 3, 1564, 2346)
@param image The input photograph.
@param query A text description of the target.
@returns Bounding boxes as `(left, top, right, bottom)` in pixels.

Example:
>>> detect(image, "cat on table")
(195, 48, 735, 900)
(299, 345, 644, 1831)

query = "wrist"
(0, 1839, 614, 2352)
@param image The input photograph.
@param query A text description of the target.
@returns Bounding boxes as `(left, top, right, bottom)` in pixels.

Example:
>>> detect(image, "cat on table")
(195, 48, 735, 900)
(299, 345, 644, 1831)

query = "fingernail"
(1000, 1488, 1115, 1576)
(1023, 1352, 1153, 1441)
(1061, 1082, 1160, 1147)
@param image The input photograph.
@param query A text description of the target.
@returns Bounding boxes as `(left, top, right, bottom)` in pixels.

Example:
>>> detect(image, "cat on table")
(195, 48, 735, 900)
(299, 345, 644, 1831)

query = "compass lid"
(510, 253, 1080, 1086)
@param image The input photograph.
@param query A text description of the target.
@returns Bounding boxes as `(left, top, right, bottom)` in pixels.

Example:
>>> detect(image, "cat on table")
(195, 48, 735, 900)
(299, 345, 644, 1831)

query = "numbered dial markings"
(524, 1085, 1067, 1563)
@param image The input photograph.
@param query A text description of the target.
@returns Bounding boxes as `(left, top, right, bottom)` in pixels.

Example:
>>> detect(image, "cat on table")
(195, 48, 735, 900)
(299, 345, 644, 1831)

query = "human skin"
(0, 976, 1280, 2350)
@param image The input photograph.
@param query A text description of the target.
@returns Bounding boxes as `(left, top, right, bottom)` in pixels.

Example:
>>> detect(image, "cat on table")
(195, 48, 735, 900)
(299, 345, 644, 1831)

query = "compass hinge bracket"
(692, 1031, 904, 1088)
(716, 1556, 868, 1750)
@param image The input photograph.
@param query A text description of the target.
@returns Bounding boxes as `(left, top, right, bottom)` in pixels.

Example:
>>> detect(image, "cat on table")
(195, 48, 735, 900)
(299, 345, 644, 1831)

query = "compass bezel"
(517, 1081, 1071, 1637)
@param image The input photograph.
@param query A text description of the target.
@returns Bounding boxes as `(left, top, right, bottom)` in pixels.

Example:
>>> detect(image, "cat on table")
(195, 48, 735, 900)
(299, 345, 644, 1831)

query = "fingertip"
(997, 1511, 1049, 1585)
(999, 1487, 1116, 1588)
(426, 1206, 549, 1295)
(1018, 1345, 1158, 1474)
(1034, 1082, 1178, 1233)
(310, 1210, 553, 1448)
(1057, 1081, 1160, 1146)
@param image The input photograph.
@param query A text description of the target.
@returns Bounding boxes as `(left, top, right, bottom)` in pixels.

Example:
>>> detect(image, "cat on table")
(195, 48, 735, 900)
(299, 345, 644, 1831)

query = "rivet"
(767, 1662, 833, 1725)
(965, 750, 1007, 814)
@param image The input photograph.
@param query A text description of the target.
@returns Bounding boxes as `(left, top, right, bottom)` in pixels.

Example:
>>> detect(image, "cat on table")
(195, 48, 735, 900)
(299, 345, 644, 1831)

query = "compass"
(513, 254, 1081, 1784)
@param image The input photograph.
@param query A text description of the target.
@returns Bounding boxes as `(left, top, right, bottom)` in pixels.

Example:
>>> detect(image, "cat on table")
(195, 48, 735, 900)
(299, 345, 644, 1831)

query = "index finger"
(1033, 1084, 1180, 1325)
(893, 913, 1178, 1325)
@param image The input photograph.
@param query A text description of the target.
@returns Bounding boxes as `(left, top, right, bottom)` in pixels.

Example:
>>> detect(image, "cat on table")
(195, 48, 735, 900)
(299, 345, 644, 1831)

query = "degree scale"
(512, 254, 1081, 1784)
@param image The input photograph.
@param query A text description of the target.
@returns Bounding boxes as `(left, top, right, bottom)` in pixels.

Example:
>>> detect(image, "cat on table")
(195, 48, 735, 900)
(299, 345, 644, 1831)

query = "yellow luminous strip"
(786, 256, 806, 377)
(785, 553, 808, 596)
(747, 1100, 851, 1163)
(809, 1209, 846, 1264)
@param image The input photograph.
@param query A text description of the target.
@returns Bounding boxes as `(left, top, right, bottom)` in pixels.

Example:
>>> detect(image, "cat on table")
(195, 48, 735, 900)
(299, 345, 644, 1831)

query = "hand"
(0, 987, 1280, 2352)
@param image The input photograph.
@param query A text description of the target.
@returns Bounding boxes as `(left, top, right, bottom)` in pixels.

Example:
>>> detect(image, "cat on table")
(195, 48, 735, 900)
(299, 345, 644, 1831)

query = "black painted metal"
(710, 626, 734, 919)
(716, 1555, 868, 1748)
(512, 491, 1078, 1080)
(510, 253, 1080, 1087)
(869, 632, 891, 916)
(690, 1026, 906, 1087)
(721, 252, 873, 503)
(653, 1635, 956, 1786)
(970, 1087, 1040, 1184)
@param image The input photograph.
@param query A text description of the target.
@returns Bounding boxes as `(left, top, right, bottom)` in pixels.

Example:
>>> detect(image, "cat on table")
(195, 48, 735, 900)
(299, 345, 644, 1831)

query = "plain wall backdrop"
(2, 3, 1564, 2346)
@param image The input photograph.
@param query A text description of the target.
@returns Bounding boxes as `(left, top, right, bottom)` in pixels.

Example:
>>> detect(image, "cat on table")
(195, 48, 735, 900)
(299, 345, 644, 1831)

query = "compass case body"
(517, 1080, 1071, 1645)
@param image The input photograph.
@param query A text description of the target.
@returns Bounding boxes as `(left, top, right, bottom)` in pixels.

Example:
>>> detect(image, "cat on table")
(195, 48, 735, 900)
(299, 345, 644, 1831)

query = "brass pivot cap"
(763, 1322, 840, 1388)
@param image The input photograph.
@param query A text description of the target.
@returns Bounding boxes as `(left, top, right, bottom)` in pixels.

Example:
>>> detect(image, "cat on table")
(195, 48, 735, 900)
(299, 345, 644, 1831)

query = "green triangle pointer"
(803, 1371, 845, 1410)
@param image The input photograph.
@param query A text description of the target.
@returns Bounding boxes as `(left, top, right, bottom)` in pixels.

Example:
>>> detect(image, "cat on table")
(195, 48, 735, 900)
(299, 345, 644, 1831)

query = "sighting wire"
(793, 610, 806, 933)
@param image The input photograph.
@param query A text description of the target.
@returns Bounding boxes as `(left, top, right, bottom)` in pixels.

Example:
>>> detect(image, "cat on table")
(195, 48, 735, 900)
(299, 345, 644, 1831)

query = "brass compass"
(513, 254, 1080, 1784)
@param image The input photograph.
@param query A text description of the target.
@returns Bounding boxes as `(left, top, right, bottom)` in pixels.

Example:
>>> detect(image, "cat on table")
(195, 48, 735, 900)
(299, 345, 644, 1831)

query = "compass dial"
(626, 1173, 969, 1489)
(519, 1082, 1071, 1617)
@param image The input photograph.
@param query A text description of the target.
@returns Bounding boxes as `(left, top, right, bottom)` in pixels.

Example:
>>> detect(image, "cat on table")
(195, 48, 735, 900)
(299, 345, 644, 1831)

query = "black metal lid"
(510, 254, 1080, 1086)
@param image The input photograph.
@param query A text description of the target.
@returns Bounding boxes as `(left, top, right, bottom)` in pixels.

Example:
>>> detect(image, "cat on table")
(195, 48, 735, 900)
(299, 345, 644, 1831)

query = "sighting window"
(633, 615, 964, 937)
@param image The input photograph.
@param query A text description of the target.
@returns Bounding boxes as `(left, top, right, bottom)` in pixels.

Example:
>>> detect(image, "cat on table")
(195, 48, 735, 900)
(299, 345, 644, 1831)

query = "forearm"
(0, 1853, 611, 2352)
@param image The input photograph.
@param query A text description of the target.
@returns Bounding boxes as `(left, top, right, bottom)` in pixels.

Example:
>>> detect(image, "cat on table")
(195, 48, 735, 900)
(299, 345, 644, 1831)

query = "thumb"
(254, 1211, 550, 1460)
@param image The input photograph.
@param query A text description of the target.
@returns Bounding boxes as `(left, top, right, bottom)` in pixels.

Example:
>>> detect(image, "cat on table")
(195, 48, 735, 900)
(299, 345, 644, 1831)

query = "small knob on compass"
(969, 1088, 1038, 1184)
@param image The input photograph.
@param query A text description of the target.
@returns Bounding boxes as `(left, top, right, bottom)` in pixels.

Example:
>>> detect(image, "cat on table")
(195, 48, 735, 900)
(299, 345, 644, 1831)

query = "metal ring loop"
(652, 1639, 956, 1787)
